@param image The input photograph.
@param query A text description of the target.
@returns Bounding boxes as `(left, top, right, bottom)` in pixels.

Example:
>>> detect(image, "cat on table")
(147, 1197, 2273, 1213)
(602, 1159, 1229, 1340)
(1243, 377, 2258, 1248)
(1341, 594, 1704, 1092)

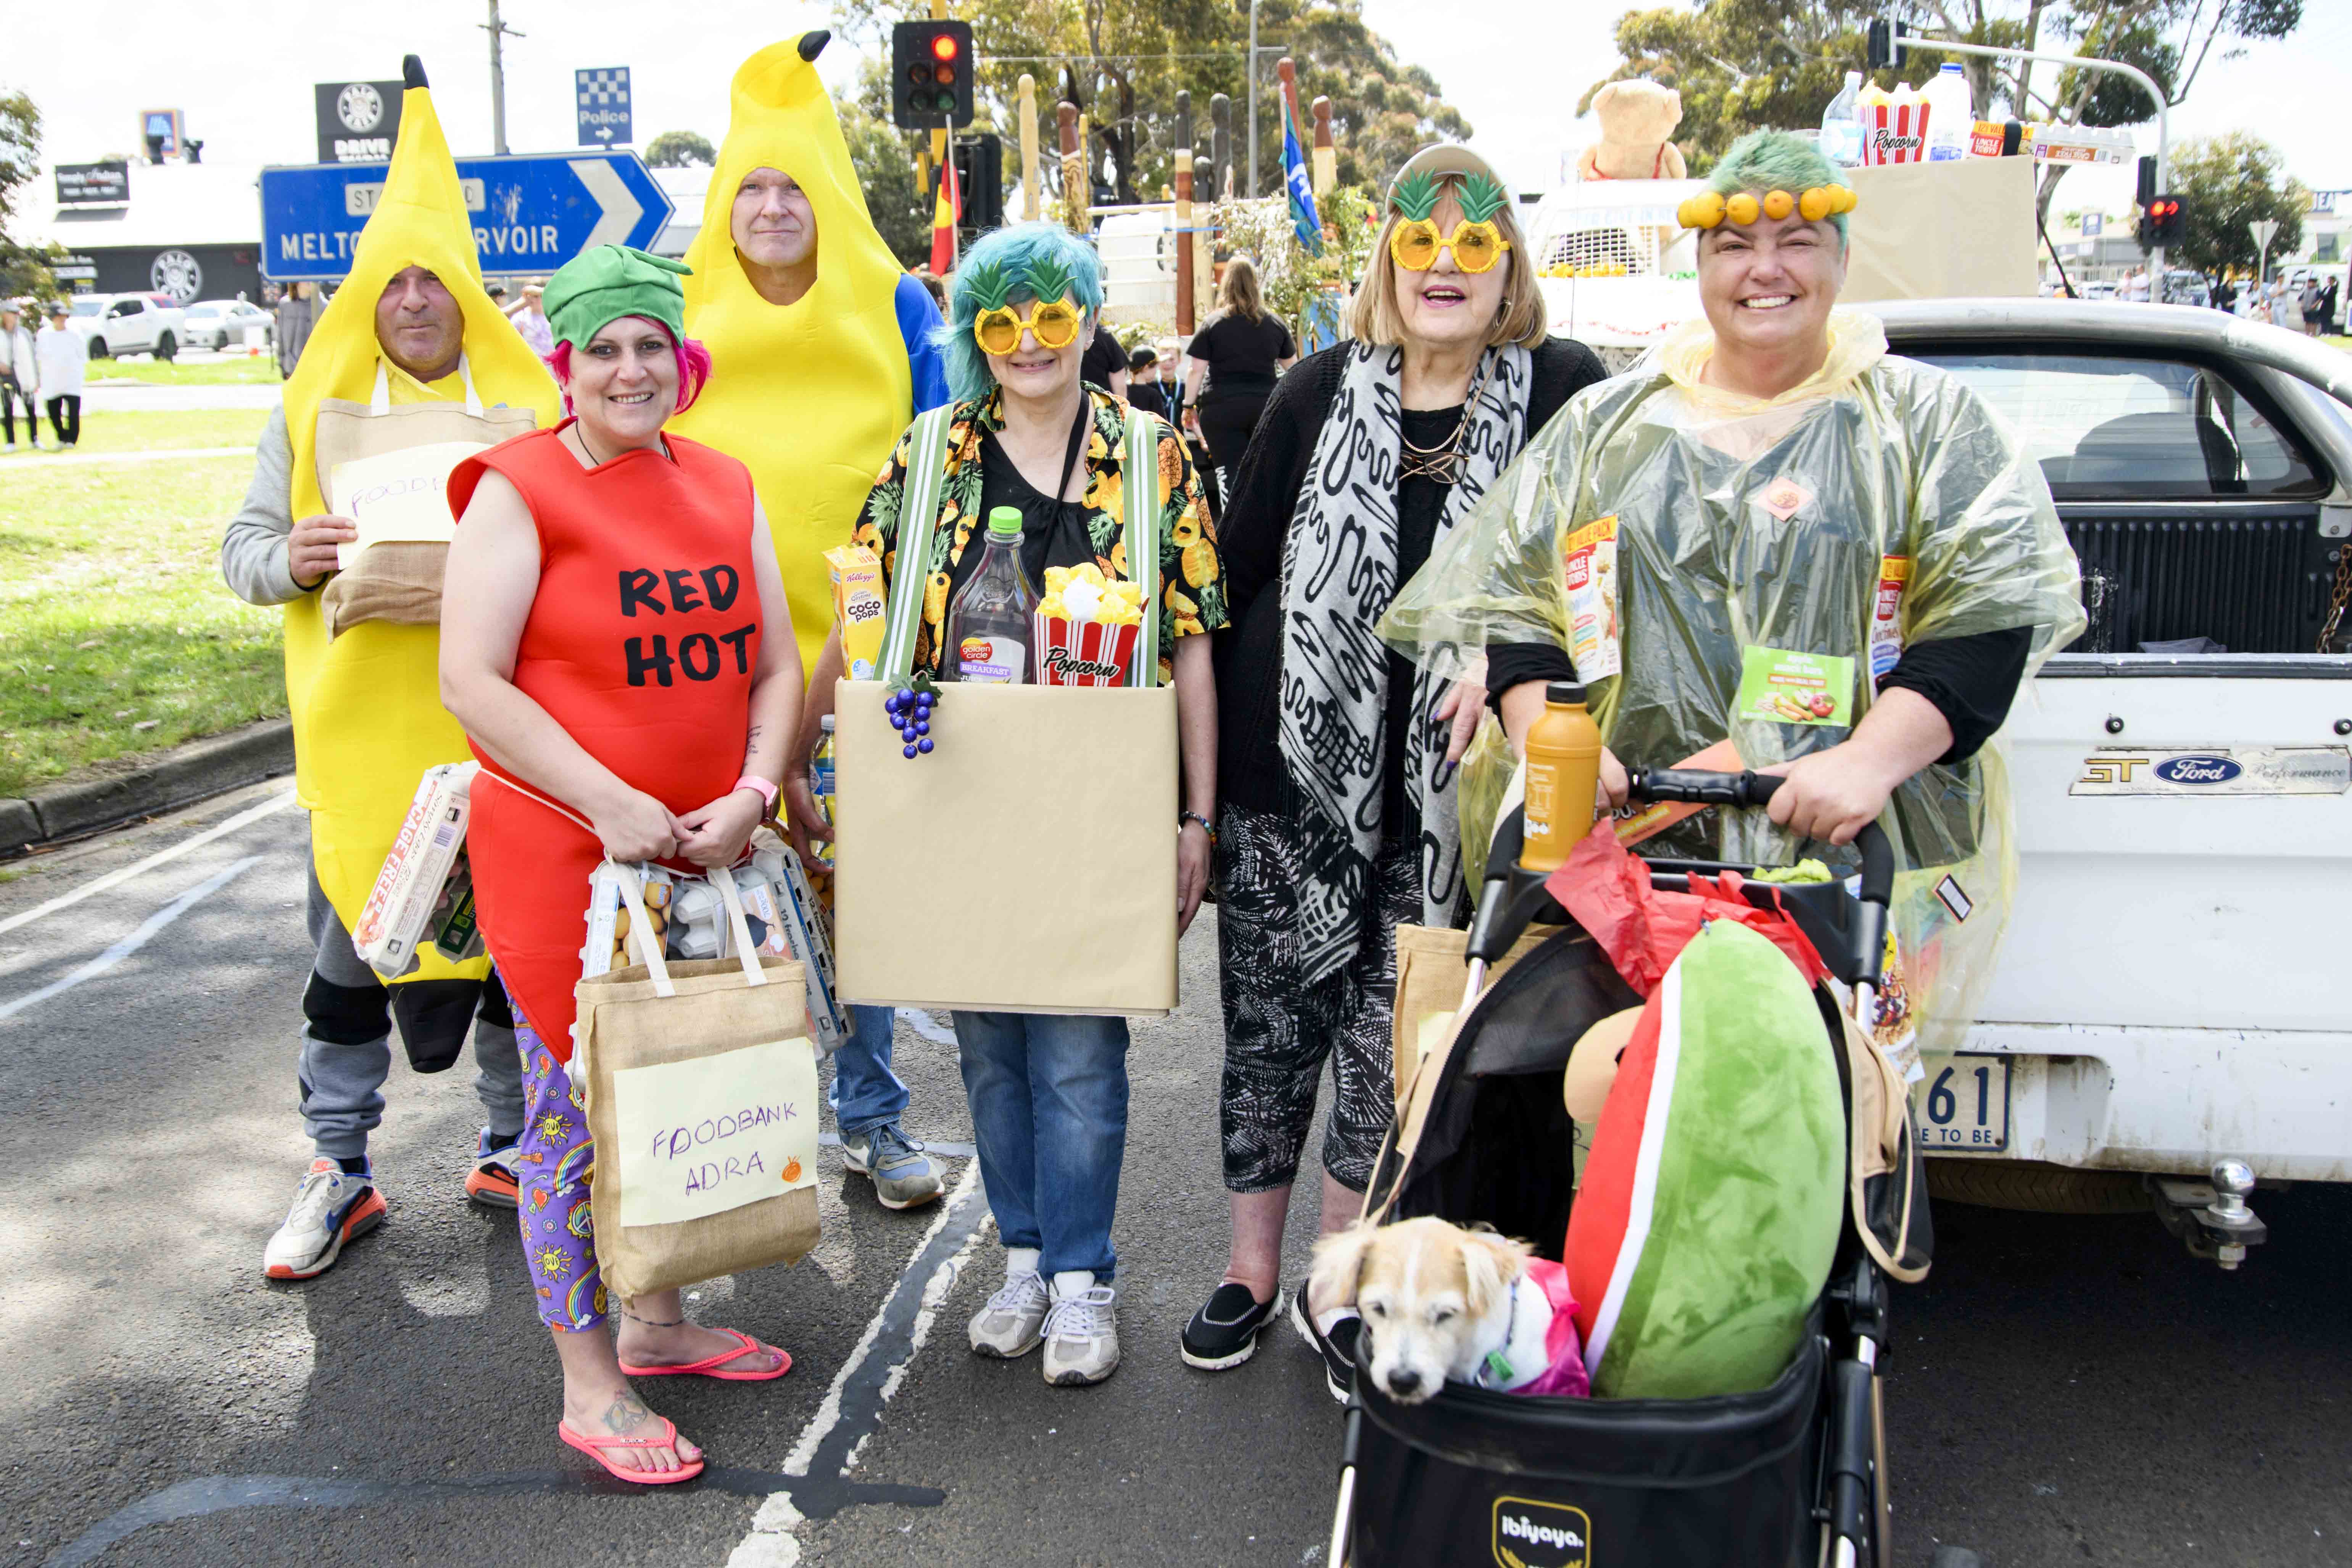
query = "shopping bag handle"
(605, 859, 770, 998)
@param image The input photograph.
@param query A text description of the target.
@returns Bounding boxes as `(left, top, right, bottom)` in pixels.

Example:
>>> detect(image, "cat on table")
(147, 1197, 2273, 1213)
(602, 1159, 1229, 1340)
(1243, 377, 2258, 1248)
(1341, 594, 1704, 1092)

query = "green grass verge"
(83, 354, 282, 387)
(0, 455, 284, 796)
(13, 408, 267, 456)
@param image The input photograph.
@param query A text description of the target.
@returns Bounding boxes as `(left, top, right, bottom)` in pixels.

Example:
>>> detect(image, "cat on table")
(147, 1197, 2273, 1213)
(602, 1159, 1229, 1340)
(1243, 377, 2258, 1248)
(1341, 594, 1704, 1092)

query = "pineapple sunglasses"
(972, 295, 1085, 356)
(1388, 217, 1511, 274)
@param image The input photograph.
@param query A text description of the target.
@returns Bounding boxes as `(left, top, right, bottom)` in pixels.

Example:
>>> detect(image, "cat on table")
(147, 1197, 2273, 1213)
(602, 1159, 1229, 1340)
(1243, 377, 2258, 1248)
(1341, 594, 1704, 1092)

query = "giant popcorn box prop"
(1031, 562, 1146, 687)
(1857, 87, 1929, 166)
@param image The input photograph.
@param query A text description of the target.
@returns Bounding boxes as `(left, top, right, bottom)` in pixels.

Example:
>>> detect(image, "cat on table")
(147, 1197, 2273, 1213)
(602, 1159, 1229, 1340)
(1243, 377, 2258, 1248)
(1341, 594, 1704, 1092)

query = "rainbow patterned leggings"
(512, 1009, 608, 1332)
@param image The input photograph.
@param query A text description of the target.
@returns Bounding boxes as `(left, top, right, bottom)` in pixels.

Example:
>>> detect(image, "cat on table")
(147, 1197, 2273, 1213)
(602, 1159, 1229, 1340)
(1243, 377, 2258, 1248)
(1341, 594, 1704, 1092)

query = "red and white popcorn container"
(1859, 90, 1930, 165)
(1031, 612, 1141, 687)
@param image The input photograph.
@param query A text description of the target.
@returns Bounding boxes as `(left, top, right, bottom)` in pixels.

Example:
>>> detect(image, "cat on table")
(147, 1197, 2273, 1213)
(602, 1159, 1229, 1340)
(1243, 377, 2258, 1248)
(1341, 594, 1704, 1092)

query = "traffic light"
(2145, 194, 2186, 247)
(892, 19, 974, 129)
(951, 133, 1004, 240)
(1866, 18, 1910, 70)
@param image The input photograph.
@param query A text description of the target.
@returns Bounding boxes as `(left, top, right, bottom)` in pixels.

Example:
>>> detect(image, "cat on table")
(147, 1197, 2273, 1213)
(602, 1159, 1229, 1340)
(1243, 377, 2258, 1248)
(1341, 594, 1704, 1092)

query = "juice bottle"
(943, 506, 1038, 683)
(1922, 63, 1973, 161)
(1521, 682, 1604, 873)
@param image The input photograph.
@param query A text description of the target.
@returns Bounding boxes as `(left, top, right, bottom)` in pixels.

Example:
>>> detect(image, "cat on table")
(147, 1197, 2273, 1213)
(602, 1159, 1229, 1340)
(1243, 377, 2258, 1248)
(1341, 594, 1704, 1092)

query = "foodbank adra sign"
(315, 81, 406, 164)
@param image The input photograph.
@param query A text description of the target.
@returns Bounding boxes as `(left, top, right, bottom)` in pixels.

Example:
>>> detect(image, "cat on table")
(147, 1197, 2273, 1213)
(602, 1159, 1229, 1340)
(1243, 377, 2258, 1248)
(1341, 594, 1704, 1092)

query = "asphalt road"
(3, 784, 2346, 1568)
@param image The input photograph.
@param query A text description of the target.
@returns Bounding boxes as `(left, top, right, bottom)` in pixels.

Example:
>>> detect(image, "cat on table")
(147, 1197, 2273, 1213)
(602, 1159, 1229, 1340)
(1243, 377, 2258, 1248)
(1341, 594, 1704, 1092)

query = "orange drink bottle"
(1521, 681, 1604, 873)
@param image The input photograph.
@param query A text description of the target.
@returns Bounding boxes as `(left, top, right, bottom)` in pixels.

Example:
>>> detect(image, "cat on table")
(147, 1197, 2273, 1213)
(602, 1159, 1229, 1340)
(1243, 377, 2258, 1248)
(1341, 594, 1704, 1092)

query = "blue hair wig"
(937, 221, 1106, 403)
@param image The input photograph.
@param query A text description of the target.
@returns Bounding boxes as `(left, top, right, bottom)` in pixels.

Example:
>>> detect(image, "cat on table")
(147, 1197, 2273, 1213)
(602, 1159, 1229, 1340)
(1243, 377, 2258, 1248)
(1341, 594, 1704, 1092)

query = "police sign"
(315, 81, 407, 164)
(260, 150, 673, 281)
(577, 67, 634, 147)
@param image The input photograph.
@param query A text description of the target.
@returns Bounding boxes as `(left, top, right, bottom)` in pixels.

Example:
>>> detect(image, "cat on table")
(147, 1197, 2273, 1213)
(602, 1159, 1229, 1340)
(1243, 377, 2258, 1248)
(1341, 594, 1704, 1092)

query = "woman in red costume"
(440, 244, 804, 1485)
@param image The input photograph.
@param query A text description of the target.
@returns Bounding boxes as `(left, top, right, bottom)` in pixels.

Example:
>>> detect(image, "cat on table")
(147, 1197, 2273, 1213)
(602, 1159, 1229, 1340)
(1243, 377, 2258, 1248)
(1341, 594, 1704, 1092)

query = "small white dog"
(1309, 1216, 1586, 1405)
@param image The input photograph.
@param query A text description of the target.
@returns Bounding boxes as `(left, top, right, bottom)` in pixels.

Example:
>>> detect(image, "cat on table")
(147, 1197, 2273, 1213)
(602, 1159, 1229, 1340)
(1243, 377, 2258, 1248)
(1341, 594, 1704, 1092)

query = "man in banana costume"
(221, 60, 558, 1280)
(673, 32, 952, 1212)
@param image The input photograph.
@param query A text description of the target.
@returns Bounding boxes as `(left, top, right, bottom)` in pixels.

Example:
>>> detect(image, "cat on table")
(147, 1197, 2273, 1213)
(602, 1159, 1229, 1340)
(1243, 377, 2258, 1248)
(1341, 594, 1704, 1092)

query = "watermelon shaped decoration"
(1565, 919, 1844, 1399)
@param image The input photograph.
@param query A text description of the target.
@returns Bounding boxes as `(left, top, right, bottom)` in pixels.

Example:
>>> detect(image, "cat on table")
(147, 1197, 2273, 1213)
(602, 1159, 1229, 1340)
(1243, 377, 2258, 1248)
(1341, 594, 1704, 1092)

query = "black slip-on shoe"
(1290, 1283, 1361, 1403)
(1179, 1281, 1286, 1371)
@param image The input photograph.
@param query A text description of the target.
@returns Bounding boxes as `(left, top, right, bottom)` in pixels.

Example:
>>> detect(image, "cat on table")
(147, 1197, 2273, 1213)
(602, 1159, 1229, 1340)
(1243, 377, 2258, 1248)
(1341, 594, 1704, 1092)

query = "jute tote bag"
(833, 405, 1179, 1015)
(572, 861, 820, 1298)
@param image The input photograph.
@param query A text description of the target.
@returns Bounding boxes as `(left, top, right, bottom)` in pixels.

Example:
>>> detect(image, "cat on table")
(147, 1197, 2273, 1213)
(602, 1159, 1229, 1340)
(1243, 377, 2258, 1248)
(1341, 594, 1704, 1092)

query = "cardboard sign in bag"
(831, 402, 1180, 1015)
(573, 864, 819, 1298)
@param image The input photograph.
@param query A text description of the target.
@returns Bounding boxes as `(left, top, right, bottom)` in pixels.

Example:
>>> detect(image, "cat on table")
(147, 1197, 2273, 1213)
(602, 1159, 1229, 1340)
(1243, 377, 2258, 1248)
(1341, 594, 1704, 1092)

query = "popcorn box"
(1031, 611, 1141, 687)
(1860, 97, 1930, 165)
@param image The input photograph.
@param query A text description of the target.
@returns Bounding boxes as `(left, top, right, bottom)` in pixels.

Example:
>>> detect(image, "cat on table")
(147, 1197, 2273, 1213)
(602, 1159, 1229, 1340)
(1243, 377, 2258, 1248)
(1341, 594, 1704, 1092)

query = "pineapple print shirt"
(852, 386, 1226, 683)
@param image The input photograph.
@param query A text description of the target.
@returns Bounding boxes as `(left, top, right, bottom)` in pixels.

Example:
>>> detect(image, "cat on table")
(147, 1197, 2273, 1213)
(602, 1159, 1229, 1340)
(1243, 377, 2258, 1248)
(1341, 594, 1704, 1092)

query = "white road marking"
(0, 789, 294, 939)
(728, 1156, 990, 1567)
(0, 856, 263, 1023)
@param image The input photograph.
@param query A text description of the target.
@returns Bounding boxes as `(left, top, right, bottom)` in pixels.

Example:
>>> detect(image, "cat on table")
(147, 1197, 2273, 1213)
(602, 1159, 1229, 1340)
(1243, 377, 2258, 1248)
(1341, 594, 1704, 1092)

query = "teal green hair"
(1708, 130, 1852, 242)
(939, 222, 1105, 402)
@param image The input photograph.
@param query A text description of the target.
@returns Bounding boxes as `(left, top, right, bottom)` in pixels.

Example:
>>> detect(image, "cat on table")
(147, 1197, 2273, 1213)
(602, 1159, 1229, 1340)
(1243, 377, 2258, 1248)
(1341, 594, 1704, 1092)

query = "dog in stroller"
(1324, 768, 1951, 1568)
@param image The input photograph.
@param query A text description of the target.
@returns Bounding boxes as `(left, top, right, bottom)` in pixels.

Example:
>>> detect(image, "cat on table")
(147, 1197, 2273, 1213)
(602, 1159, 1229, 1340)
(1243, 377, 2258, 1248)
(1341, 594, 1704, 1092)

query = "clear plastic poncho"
(1384, 309, 2085, 1047)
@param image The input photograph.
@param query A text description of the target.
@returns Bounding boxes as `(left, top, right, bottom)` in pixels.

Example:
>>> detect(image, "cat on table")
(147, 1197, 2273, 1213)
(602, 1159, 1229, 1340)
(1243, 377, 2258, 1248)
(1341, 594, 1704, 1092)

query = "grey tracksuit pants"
(299, 853, 524, 1161)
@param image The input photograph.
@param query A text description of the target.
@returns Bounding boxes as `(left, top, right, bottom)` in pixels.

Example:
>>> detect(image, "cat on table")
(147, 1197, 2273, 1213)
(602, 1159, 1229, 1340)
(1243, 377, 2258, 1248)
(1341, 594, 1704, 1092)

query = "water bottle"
(942, 506, 1038, 683)
(811, 716, 836, 828)
(1922, 63, 1973, 161)
(1820, 71, 1864, 168)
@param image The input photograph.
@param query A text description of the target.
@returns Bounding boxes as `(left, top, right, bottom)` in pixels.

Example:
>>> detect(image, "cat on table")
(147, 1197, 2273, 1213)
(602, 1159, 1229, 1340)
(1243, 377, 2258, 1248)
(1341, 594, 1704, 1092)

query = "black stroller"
(1327, 769, 1934, 1568)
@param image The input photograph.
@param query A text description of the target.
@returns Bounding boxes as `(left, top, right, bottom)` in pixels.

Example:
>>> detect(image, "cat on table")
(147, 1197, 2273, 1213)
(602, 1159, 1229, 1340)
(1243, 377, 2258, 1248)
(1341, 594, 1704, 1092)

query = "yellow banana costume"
(280, 77, 557, 982)
(672, 34, 917, 670)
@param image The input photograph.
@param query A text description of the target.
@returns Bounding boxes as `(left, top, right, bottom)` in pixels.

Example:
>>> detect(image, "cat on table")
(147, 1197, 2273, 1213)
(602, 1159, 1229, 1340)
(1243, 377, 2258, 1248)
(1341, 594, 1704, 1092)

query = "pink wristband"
(734, 774, 779, 813)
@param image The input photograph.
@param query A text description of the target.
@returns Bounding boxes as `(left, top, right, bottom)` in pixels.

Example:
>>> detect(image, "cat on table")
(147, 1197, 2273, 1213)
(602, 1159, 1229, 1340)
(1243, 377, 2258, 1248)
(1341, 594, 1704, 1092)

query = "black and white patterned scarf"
(1278, 339, 1532, 983)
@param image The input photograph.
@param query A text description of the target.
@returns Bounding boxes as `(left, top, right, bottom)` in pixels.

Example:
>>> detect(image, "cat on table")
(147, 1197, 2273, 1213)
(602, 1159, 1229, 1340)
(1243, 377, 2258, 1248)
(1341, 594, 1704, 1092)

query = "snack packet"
(826, 545, 888, 680)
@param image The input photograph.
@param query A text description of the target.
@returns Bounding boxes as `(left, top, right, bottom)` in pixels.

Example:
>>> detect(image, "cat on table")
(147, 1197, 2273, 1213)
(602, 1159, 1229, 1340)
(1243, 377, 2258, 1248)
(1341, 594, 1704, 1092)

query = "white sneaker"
(970, 1256, 1051, 1358)
(1041, 1271, 1120, 1386)
(263, 1157, 387, 1280)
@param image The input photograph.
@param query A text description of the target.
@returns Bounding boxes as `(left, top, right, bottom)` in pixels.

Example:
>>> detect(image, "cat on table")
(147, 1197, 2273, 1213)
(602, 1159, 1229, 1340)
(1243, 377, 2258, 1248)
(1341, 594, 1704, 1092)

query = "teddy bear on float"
(1577, 79, 1688, 182)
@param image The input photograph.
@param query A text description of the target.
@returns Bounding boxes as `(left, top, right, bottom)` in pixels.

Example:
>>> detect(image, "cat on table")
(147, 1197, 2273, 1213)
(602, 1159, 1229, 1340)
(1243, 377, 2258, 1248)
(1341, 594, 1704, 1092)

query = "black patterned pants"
(1215, 804, 1421, 1194)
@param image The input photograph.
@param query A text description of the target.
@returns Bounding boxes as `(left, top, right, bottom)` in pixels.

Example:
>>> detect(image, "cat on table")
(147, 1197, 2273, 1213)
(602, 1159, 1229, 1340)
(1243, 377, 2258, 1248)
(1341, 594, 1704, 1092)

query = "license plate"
(1913, 1053, 2010, 1152)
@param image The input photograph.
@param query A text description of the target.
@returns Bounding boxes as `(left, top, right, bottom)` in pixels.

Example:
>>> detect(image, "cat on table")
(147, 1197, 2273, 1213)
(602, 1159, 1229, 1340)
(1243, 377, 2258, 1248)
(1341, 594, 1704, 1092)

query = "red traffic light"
(931, 32, 960, 62)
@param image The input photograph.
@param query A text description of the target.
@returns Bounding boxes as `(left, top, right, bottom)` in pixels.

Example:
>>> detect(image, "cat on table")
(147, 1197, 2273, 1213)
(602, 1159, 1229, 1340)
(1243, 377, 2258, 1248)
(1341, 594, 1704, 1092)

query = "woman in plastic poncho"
(1385, 130, 2085, 1044)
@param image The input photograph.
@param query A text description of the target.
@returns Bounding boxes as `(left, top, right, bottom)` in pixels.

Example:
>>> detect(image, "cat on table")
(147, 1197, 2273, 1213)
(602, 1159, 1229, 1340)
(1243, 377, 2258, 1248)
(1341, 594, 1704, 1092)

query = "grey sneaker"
(1041, 1273, 1120, 1386)
(970, 1265, 1051, 1358)
(841, 1123, 945, 1210)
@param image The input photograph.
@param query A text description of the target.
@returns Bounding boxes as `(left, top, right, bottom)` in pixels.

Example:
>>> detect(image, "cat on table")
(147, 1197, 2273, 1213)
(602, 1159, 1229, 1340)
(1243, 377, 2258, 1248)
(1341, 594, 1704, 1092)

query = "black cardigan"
(1212, 335, 1608, 820)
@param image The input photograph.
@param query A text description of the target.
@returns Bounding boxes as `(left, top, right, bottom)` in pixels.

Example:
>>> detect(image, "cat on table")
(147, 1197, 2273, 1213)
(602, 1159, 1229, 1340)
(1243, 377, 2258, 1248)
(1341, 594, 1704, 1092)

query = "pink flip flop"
(558, 1415, 705, 1485)
(619, 1326, 793, 1382)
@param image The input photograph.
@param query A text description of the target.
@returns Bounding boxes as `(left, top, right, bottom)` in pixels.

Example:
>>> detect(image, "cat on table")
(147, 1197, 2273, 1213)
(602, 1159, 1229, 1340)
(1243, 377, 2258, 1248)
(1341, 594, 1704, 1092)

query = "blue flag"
(1283, 111, 1324, 256)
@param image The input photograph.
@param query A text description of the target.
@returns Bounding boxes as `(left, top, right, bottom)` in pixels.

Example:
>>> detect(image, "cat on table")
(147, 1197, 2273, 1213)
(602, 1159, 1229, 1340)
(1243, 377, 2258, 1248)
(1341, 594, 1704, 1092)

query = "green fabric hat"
(543, 244, 692, 351)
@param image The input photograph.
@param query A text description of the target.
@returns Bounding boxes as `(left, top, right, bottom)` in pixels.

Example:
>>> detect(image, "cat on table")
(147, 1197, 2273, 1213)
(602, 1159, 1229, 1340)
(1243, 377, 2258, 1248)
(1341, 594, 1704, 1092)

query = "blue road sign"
(577, 67, 634, 147)
(259, 150, 672, 281)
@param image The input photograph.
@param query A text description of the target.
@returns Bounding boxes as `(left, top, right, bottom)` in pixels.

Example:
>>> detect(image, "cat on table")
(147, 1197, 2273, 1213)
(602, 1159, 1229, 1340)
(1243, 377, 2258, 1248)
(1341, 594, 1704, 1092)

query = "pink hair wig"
(546, 324, 712, 418)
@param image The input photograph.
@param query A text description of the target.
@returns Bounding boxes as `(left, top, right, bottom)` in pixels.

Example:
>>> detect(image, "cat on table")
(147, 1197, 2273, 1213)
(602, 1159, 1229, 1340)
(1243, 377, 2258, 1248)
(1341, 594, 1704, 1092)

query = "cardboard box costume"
(279, 75, 556, 978)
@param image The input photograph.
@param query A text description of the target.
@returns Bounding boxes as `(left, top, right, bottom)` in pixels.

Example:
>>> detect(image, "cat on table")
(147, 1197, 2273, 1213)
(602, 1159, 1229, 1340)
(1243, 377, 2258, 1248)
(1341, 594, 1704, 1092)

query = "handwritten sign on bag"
(609, 1038, 820, 1227)
(328, 439, 493, 569)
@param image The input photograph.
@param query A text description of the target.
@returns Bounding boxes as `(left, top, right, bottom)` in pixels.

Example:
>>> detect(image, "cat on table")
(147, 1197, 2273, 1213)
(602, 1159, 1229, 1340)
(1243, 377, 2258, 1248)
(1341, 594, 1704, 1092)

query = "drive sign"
(259, 149, 672, 281)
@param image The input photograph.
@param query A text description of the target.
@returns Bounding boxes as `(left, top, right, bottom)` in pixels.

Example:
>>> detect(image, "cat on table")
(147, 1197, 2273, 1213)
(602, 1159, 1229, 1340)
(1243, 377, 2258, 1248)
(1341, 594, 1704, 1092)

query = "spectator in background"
(912, 269, 949, 313)
(1182, 256, 1296, 493)
(36, 303, 85, 450)
(2319, 276, 2340, 336)
(275, 281, 323, 379)
(1126, 345, 1171, 421)
(1081, 313, 1129, 399)
(504, 277, 555, 359)
(1, 302, 36, 452)
(2298, 278, 2324, 337)
(2273, 279, 2305, 333)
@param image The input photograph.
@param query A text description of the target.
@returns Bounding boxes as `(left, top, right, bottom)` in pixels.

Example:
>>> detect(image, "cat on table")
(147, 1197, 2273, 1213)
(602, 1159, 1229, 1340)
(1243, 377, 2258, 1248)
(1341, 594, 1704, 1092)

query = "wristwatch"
(734, 774, 780, 813)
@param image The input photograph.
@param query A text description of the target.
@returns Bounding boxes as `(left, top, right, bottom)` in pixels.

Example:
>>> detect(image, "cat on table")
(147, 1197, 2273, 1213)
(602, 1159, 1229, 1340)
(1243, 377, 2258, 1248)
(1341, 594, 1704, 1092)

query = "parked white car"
(66, 292, 186, 360)
(1872, 299, 2352, 1269)
(179, 299, 273, 351)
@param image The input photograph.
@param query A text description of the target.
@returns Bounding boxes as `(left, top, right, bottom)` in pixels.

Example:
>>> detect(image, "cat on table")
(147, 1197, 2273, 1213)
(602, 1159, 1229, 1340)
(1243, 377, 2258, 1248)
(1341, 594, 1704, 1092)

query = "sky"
(11, 0, 2350, 225)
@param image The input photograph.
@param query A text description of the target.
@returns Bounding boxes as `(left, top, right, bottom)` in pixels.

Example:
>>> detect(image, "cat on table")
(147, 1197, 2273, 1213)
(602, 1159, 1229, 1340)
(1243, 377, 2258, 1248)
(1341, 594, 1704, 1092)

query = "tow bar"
(2151, 1159, 2268, 1269)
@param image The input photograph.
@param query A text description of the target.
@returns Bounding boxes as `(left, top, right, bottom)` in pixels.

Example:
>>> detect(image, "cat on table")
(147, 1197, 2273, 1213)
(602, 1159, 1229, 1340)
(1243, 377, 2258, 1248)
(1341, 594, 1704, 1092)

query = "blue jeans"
(951, 1010, 1129, 1281)
(829, 1004, 909, 1138)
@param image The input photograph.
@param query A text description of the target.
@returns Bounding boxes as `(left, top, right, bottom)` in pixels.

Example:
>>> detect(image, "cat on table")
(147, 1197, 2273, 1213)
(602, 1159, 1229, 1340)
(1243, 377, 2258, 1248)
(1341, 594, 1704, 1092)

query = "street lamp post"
(2251, 218, 2280, 293)
(1246, 0, 1258, 199)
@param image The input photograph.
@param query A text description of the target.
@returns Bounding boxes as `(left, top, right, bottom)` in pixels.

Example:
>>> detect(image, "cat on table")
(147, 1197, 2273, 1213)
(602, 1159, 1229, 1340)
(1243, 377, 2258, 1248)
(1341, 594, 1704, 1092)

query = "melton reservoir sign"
(258, 148, 671, 281)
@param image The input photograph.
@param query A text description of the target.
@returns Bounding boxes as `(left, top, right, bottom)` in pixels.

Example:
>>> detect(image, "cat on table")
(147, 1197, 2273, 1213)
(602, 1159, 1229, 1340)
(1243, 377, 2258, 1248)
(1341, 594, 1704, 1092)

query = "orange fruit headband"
(1677, 186, 1857, 229)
